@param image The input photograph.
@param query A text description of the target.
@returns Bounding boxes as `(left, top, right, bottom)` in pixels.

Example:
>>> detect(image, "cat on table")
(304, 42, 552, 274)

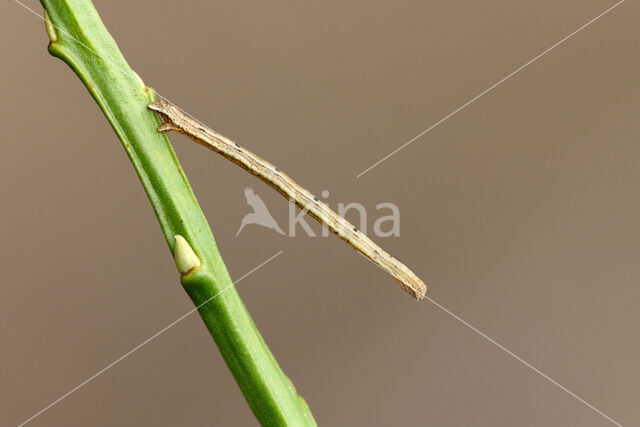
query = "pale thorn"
(44, 10, 57, 42)
(173, 235, 201, 275)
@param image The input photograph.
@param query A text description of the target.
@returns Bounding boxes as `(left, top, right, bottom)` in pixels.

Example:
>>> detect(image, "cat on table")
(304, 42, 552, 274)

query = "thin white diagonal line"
(17, 250, 284, 427)
(426, 296, 622, 426)
(356, 0, 625, 178)
(11, 1, 625, 426)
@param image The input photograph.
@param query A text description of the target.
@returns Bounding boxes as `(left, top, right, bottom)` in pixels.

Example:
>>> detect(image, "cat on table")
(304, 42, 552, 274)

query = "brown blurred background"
(1, 0, 638, 425)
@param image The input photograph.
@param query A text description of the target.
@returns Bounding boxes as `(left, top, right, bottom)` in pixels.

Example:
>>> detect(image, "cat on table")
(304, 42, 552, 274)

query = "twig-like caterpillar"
(149, 99, 426, 300)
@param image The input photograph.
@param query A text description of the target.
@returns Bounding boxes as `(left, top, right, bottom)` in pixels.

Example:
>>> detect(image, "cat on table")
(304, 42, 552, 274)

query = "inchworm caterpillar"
(148, 99, 427, 300)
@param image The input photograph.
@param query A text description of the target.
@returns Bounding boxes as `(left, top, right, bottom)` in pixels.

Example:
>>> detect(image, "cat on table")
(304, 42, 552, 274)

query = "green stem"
(39, 1, 316, 425)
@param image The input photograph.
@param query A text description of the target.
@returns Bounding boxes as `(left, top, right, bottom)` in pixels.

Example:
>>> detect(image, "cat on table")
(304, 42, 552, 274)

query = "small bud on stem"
(173, 235, 201, 275)
(44, 11, 57, 43)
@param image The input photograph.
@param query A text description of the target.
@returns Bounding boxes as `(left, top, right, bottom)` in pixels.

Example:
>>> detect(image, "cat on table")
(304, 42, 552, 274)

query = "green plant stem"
(39, 1, 316, 425)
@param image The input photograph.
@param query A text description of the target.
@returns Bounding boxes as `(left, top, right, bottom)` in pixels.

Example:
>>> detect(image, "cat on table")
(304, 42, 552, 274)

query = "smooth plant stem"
(39, 1, 316, 425)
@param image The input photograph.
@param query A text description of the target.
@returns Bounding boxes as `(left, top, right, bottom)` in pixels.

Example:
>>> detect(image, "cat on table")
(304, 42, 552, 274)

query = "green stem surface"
(39, 1, 316, 425)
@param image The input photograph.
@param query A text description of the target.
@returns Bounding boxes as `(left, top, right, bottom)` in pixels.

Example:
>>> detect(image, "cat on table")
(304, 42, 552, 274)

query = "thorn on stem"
(174, 235, 201, 275)
(44, 11, 57, 43)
